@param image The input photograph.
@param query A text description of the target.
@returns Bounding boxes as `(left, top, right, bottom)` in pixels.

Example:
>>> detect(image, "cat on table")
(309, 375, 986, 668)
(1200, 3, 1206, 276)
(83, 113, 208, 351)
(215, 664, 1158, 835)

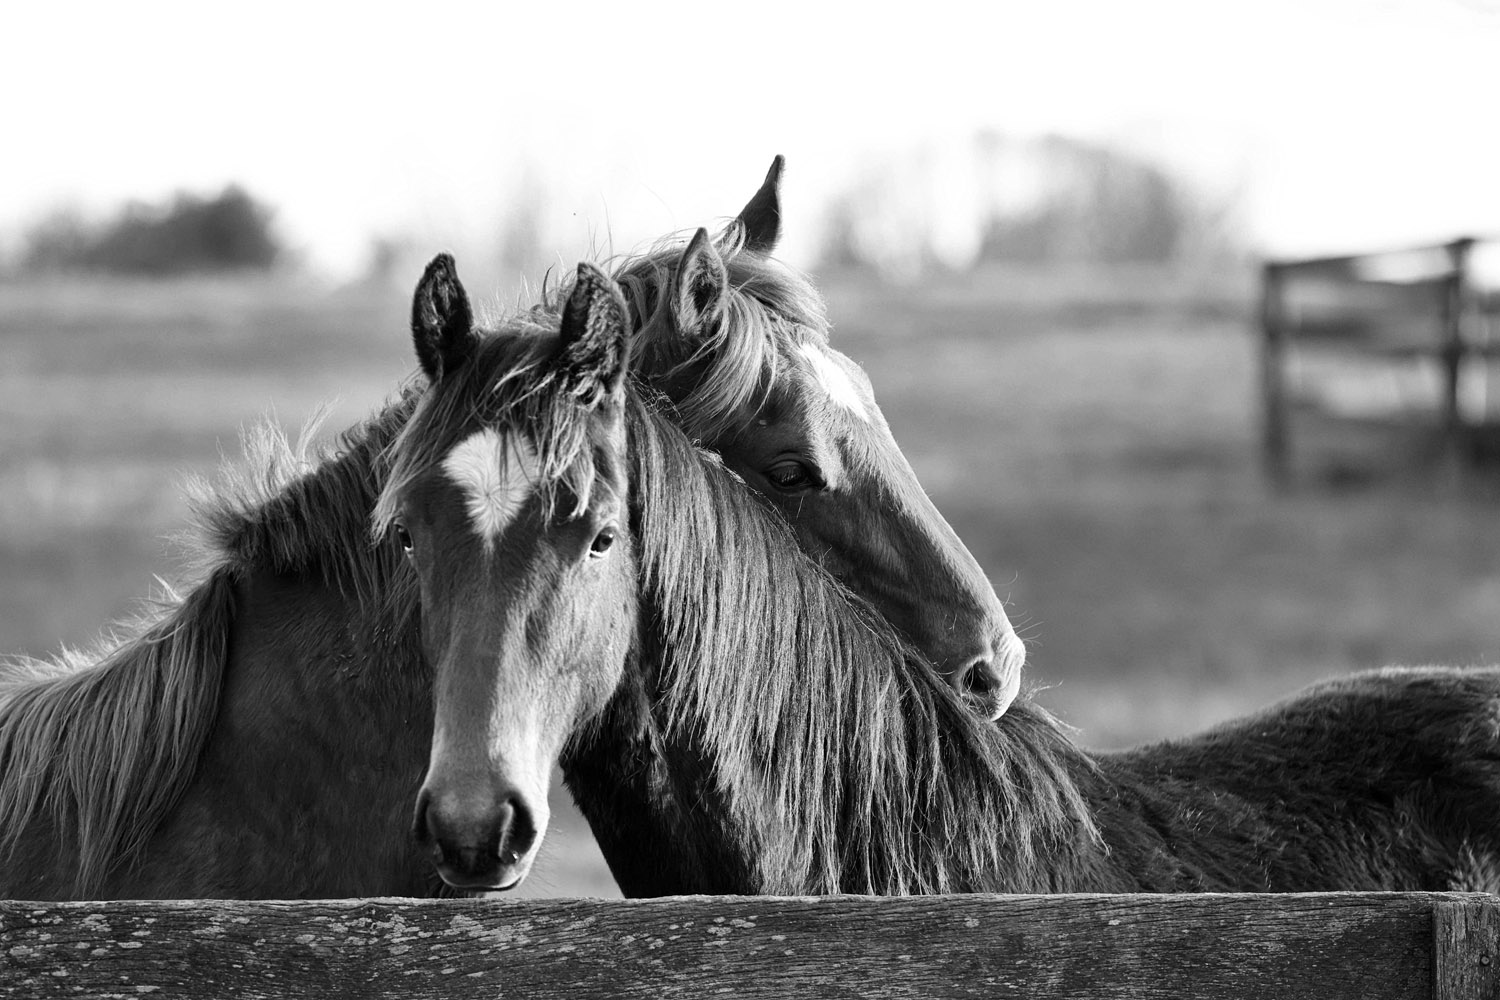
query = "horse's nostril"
(411, 790, 435, 844)
(947, 637, 1023, 722)
(499, 796, 538, 863)
(962, 658, 998, 695)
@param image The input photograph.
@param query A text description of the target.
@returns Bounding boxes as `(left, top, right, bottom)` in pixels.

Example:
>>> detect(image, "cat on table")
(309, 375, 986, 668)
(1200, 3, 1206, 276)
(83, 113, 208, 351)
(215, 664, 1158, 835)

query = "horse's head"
(625, 158, 1022, 720)
(380, 256, 635, 891)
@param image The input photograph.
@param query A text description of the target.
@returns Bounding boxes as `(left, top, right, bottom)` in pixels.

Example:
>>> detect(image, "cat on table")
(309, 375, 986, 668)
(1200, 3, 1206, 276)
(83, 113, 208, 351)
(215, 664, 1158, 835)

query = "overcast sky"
(4, 0, 1498, 279)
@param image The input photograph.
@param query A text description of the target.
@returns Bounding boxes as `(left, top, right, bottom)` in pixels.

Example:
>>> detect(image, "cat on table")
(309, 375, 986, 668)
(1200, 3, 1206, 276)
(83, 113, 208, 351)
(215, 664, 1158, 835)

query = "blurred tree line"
(20, 186, 281, 276)
(820, 133, 1241, 276)
(5, 141, 1238, 282)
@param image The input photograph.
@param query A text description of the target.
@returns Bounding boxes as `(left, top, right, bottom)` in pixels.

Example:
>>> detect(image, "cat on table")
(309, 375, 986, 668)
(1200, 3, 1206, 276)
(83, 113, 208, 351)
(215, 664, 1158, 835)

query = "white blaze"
(441, 428, 540, 546)
(798, 344, 869, 422)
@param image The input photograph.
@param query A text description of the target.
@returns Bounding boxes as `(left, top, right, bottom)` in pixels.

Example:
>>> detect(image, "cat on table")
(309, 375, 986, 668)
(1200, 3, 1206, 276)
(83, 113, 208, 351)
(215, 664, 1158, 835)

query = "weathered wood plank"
(0, 891, 1474, 1000)
(1435, 896, 1500, 1000)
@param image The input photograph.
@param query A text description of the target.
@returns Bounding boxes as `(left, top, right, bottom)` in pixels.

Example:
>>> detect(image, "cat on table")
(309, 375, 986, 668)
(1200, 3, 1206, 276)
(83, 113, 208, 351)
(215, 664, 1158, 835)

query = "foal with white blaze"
(381, 257, 636, 890)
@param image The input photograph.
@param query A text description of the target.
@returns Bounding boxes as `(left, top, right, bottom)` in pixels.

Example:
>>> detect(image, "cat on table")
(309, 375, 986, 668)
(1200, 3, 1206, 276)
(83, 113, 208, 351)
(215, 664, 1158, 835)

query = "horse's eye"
(589, 526, 617, 557)
(765, 461, 821, 493)
(394, 523, 414, 555)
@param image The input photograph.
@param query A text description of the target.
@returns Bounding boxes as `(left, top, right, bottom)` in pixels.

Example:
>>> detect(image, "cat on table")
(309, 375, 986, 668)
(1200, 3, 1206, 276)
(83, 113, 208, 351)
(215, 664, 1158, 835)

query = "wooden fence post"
(1439, 237, 1476, 478)
(1434, 895, 1500, 1000)
(1260, 261, 1291, 488)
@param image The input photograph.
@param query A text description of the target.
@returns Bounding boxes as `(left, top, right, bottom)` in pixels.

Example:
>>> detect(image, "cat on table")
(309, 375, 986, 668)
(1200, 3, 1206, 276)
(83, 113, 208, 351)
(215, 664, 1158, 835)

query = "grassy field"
(2, 265, 1498, 898)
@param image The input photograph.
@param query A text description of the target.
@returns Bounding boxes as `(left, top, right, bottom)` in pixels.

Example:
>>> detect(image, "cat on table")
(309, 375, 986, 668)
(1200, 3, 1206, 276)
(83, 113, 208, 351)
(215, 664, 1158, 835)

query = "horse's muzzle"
(412, 785, 541, 890)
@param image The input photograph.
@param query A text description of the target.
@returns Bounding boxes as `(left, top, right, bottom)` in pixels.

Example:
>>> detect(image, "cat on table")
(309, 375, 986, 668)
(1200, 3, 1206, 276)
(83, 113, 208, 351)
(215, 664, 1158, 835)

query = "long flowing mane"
(625, 397, 1101, 894)
(0, 574, 233, 895)
(613, 229, 830, 443)
(0, 395, 421, 896)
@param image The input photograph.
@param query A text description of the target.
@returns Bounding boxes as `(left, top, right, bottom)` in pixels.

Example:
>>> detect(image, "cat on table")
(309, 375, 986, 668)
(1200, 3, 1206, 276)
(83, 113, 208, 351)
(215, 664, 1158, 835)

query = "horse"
(619, 157, 1021, 718)
(396, 263, 1500, 896)
(0, 161, 1016, 899)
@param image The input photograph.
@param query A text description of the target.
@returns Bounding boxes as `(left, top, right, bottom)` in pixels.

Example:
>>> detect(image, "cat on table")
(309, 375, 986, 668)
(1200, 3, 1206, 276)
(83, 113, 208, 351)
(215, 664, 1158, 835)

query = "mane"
(0, 572, 233, 896)
(612, 228, 831, 443)
(0, 391, 424, 896)
(625, 396, 1101, 894)
(192, 392, 419, 615)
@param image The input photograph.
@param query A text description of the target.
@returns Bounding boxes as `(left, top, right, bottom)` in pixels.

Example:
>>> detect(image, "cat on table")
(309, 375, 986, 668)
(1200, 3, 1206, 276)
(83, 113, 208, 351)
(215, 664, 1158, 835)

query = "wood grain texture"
(0, 892, 1482, 999)
(1435, 896, 1500, 1000)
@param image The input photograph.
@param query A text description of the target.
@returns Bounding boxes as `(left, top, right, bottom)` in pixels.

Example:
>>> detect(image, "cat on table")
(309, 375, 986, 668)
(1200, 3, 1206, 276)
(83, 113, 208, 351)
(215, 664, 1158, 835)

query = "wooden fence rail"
(2, 892, 1497, 999)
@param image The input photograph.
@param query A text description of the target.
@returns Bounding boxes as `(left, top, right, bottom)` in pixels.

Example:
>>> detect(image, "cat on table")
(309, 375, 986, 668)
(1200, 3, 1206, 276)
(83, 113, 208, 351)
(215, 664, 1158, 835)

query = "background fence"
(1259, 236, 1500, 486)
(2, 892, 1496, 998)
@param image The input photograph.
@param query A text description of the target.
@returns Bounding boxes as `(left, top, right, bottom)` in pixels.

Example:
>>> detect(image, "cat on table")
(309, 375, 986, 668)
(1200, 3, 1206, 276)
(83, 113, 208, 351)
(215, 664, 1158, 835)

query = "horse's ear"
(556, 262, 630, 405)
(674, 228, 728, 338)
(411, 253, 476, 382)
(733, 154, 784, 254)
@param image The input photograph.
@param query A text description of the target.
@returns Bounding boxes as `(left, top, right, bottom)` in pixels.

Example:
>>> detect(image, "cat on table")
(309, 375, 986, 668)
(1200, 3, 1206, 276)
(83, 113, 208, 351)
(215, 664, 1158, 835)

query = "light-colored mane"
(613, 229, 831, 443)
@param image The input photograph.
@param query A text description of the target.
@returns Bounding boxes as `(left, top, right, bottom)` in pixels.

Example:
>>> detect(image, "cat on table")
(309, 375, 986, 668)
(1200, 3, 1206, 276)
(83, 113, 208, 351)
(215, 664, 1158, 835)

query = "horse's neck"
(563, 643, 764, 897)
(204, 412, 426, 693)
(560, 410, 791, 894)
(595, 409, 1104, 896)
(585, 624, 1113, 897)
(119, 565, 436, 898)
(124, 416, 437, 898)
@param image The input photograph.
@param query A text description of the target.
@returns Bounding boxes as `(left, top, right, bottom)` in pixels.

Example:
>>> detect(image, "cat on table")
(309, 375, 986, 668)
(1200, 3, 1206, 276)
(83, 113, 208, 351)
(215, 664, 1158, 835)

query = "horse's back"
(1120, 665, 1500, 772)
(1096, 666, 1500, 892)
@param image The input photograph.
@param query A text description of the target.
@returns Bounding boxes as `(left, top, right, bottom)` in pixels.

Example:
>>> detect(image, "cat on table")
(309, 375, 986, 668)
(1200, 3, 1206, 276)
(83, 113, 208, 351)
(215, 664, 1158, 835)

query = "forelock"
(372, 321, 618, 536)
